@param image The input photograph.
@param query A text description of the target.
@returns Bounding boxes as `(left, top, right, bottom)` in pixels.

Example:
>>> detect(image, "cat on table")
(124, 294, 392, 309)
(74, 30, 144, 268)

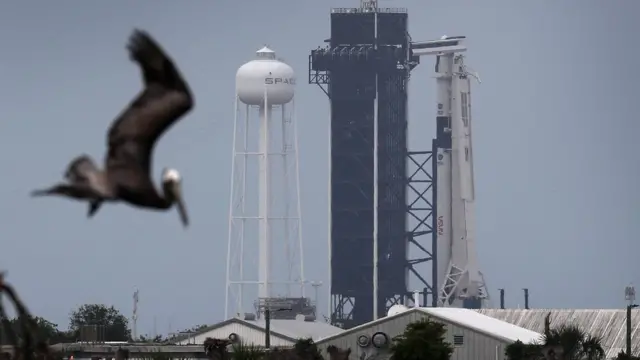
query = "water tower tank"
(387, 304, 409, 317)
(236, 46, 295, 106)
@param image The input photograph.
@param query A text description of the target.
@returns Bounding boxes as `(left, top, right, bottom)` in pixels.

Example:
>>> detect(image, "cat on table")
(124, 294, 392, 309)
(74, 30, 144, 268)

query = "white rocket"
(413, 36, 489, 308)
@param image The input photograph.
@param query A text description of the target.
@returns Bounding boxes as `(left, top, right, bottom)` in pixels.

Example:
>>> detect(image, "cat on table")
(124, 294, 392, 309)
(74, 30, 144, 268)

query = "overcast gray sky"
(0, 0, 638, 336)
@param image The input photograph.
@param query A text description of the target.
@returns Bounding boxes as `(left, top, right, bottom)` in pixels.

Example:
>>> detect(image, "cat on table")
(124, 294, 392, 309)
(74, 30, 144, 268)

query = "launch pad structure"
(309, 2, 429, 329)
(309, 0, 488, 329)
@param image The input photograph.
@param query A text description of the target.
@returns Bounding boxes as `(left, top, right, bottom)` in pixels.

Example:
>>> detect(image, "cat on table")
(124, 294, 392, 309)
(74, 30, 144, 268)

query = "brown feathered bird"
(31, 29, 194, 227)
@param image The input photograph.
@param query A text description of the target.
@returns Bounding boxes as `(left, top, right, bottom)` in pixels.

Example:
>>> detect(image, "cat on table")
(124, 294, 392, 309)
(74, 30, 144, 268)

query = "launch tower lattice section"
(406, 148, 438, 308)
(309, 6, 435, 329)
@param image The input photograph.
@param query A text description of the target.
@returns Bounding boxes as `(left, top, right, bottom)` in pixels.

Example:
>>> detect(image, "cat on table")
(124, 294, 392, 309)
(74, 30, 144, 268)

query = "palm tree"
(203, 337, 232, 360)
(230, 342, 263, 360)
(506, 313, 605, 360)
(326, 345, 351, 360)
(615, 351, 640, 360)
(581, 334, 606, 360)
(540, 313, 605, 360)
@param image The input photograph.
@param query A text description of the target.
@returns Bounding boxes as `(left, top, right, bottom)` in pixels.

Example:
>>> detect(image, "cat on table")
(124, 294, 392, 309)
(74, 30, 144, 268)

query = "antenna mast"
(132, 289, 139, 341)
(361, 0, 378, 9)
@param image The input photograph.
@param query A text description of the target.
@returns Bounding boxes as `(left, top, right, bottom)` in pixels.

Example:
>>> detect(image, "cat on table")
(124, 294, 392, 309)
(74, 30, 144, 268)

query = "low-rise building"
(173, 315, 344, 348)
(314, 307, 542, 360)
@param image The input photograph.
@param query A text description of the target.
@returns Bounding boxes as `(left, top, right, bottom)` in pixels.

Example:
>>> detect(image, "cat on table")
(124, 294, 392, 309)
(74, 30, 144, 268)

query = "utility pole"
(132, 289, 139, 341)
(153, 316, 157, 338)
(522, 288, 530, 309)
(259, 298, 292, 349)
(625, 284, 637, 357)
(263, 307, 289, 349)
(264, 308, 271, 349)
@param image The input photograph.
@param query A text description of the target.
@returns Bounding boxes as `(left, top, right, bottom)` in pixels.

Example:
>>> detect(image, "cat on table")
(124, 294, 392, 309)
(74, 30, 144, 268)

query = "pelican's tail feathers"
(87, 201, 103, 218)
(30, 183, 95, 200)
(30, 187, 54, 197)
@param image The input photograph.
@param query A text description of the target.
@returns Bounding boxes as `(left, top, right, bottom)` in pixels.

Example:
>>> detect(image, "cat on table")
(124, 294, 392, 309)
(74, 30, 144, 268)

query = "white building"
(174, 316, 343, 348)
(314, 307, 542, 360)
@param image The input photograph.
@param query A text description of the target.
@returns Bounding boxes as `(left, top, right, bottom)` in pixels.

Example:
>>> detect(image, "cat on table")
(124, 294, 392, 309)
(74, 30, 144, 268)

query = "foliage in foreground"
(202, 337, 347, 360)
(390, 318, 453, 360)
(0, 273, 63, 360)
(615, 351, 640, 360)
(0, 316, 74, 345)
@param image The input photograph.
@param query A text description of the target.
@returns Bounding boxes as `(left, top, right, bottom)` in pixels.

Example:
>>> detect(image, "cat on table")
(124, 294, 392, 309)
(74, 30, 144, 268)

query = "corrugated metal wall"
(177, 322, 293, 347)
(316, 311, 511, 360)
(478, 309, 640, 359)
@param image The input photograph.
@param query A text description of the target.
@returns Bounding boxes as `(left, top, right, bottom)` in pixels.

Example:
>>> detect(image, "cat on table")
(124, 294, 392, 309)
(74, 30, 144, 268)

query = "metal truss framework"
(406, 148, 437, 307)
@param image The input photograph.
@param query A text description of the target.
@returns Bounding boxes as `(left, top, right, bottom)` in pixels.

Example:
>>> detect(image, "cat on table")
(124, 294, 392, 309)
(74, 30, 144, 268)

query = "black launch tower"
(309, 3, 436, 329)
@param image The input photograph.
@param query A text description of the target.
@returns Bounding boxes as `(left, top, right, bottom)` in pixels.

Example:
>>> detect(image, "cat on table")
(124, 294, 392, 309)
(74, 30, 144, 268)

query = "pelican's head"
(162, 168, 189, 227)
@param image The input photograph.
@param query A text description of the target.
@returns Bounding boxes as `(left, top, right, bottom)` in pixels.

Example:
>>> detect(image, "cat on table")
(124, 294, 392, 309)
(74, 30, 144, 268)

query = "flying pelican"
(31, 29, 194, 227)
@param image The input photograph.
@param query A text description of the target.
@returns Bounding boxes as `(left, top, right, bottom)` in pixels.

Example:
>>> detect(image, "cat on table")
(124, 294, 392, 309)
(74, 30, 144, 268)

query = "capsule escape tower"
(309, 0, 434, 329)
(226, 47, 313, 320)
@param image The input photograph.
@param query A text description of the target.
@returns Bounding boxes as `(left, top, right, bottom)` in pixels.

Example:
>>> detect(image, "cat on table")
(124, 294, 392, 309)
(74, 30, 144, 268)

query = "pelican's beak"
(171, 181, 189, 228)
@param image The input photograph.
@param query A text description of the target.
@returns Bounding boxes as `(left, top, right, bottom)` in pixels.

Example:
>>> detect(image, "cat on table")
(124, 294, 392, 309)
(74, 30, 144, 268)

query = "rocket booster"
(435, 52, 486, 307)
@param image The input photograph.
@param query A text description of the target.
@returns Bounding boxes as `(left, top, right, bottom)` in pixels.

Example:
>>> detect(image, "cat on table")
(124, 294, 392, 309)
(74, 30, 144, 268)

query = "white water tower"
(225, 46, 305, 319)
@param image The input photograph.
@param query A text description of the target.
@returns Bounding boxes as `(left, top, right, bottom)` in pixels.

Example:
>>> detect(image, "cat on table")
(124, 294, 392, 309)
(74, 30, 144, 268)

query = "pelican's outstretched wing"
(106, 29, 194, 176)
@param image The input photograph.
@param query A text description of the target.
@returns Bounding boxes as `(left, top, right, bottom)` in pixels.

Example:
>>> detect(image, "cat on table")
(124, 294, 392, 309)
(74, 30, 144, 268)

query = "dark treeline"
(0, 304, 132, 345)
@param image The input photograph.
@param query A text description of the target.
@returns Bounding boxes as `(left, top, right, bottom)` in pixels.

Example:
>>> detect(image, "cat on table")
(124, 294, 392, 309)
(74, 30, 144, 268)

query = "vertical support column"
(225, 95, 241, 319)
(258, 97, 272, 299)
(291, 99, 307, 298)
(281, 104, 291, 296)
(372, 7, 380, 322)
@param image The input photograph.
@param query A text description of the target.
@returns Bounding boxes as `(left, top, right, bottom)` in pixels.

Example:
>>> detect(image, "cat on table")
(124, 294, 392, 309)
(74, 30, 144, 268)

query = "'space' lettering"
(265, 77, 296, 85)
(437, 215, 444, 236)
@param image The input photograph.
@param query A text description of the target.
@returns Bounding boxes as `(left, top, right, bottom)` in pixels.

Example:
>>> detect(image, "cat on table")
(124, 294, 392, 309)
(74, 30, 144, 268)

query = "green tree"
(390, 318, 453, 360)
(29, 316, 75, 344)
(0, 315, 73, 345)
(69, 304, 131, 341)
(292, 338, 323, 360)
(138, 334, 166, 343)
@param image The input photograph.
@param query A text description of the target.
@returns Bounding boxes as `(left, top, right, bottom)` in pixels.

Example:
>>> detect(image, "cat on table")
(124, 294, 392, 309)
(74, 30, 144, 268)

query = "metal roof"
(247, 319, 343, 341)
(477, 309, 640, 359)
(170, 318, 343, 344)
(421, 308, 543, 344)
